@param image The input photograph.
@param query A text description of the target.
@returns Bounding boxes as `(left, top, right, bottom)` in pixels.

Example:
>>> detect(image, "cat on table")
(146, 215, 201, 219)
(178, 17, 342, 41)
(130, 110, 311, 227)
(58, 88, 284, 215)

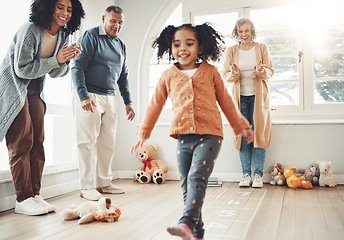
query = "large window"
(0, 2, 77, 174)
(145, 0, 344, 123)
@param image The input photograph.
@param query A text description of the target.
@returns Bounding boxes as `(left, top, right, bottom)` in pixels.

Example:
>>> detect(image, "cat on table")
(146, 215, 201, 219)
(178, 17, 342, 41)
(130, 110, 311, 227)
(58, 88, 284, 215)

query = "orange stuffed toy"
(93, 197, 121, 222)
(283, 168, 312, 189)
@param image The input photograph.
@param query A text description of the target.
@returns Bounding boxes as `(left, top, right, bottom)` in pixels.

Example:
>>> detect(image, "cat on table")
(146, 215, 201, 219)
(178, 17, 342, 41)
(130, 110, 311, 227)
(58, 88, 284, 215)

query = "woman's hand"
(130, 137, 147, 154)
(56, 43, 82, 64)
(241, 128, 254, 144)
(231, 63, 240, 75)
(255, 60, 266, 73)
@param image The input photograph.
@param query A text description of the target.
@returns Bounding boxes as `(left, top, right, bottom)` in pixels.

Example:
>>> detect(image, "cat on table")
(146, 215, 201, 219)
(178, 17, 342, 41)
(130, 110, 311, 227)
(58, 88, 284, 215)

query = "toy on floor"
(317, 161, 337, 187)
(298, 162, 320, 185)
(283, 168, 312, 189)
(134, 144, 168, 184)
(61, 197, 121, 224)
(270, 163, 286, 186)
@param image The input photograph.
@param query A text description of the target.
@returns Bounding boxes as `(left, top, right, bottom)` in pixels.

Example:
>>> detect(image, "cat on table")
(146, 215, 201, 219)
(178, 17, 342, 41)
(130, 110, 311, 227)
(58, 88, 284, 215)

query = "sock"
(167, 223, 192, 240)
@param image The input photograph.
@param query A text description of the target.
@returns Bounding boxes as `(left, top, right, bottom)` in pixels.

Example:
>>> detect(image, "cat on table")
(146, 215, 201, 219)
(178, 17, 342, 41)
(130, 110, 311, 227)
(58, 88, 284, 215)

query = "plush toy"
(270, 163, 286, 186)
(317, 161, 337, 187)
(134, 144, 168, 184)
(61, 197, 121, 224)
(298, 162, 320, 185)
(283, 168, 312, 189)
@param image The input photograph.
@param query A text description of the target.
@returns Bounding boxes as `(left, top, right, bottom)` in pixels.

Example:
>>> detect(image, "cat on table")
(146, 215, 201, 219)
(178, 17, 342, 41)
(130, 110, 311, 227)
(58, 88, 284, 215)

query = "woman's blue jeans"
(239, 95, 265, 176)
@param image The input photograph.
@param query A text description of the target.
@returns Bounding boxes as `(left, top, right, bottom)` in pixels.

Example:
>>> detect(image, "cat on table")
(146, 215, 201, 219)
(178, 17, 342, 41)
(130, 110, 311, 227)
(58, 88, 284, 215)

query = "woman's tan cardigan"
(223, 42, 274, 150)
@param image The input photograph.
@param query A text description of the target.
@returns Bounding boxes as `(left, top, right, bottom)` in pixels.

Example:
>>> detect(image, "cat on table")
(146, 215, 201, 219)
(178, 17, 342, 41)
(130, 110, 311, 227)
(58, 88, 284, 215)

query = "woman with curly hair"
(131, 23, 253, 240)
(0, 0, 84, 216)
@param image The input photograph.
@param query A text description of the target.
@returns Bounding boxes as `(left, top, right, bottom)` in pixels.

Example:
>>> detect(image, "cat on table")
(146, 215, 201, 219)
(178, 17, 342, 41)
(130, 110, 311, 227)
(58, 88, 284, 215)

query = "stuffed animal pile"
(61, 197, 121, 224)
(270, 161, 337, 189)
(134, 144, 168, 184)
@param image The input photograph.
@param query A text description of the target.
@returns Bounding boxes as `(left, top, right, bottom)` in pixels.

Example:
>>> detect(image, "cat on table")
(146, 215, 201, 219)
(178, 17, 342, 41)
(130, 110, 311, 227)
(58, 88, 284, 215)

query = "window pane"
(271, 57, 298, 81)
(314, 53, 344, 79)
(194, 12, 238, 37)
(314, 80, 344, 103)
(44, 75, 72, 106)
(149, 64, 171, 88)
(0, 142, 9, 171)
(250, 6, 299, 30)
(257, 31, 298, 55)
(312, 26, 344, 52)
(270, 82, 299, 105)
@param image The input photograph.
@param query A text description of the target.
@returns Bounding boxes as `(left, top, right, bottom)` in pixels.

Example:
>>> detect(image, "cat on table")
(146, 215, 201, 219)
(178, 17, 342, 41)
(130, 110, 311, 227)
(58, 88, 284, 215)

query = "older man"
(72, 6, 135, 201)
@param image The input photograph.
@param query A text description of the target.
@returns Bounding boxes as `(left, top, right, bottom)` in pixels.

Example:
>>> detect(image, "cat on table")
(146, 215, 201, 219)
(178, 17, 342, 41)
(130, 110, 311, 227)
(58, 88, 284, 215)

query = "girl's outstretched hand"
(241, 128, 254, 144)
(130, 137, 147, 154)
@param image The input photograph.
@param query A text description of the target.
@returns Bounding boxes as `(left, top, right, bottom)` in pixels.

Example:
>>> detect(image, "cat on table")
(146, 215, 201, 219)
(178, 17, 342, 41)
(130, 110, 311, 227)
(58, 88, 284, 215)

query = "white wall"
(113, 0, 344, 183)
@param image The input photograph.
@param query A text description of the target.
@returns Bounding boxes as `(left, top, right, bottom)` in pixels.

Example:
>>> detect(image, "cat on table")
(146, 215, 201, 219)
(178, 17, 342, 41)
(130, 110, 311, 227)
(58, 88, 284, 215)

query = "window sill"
(0, 163, 78, 184)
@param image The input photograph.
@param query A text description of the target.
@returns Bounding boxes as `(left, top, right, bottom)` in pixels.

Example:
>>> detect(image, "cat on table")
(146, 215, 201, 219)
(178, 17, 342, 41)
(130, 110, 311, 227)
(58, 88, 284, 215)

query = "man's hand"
(126, 105, 135, 121)
(81, 98, 97, 113)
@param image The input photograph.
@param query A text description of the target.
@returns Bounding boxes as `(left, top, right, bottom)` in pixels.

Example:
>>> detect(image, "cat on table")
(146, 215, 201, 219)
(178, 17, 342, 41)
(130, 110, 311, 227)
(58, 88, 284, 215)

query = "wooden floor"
(0, 179, 344, 240)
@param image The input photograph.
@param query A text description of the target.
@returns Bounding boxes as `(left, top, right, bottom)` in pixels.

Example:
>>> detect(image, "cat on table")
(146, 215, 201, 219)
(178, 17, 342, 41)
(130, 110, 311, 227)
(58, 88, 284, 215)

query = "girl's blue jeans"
(239, 95, 265, 176)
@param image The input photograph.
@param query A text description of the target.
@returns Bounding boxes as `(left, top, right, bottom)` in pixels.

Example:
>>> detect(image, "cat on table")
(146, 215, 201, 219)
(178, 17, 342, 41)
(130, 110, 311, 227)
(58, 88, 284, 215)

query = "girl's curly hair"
(152, 23, 225, 63)
(29, 0, 85, 35)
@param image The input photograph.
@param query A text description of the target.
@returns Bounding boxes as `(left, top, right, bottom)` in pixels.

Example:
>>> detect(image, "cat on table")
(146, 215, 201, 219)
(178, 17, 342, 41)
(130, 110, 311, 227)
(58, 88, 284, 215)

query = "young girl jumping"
(131, 23, 253, 240)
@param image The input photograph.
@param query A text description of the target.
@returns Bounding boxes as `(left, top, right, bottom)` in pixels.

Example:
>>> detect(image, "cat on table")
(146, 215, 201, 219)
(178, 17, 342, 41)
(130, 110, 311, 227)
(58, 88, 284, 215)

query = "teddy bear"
(317, 160, 337, 187)
(270, 163, 286, 186)
(298, 162, 320, 185)
(134, 144, 168, 184)
(283, 168, 312, 189)
(61, 197, 121, 224)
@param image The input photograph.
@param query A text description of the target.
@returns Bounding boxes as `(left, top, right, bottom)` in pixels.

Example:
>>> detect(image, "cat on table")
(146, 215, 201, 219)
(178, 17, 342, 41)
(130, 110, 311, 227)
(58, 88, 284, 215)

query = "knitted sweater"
(0, 22, 70, 141)
(137, 61, 250, 140)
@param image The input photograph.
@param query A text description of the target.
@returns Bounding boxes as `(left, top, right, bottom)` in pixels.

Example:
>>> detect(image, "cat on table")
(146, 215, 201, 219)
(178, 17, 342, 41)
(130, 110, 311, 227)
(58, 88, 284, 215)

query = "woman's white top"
(239, 46, 256, 96)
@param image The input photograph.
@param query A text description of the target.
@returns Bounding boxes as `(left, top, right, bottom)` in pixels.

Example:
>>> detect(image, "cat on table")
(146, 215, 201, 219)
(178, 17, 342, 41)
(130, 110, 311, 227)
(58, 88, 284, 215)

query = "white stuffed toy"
(61, 197, 121, 224)
(317, 161, 337, 187)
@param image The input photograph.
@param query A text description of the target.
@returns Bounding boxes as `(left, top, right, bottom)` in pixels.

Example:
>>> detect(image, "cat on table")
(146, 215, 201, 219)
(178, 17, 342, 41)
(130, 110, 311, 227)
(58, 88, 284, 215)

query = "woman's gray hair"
(231, 18, 256, 42)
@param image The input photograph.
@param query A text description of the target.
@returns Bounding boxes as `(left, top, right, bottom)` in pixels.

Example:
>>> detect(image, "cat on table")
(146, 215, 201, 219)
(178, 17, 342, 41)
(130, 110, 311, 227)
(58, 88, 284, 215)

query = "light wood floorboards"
(0, 179, 344, 240)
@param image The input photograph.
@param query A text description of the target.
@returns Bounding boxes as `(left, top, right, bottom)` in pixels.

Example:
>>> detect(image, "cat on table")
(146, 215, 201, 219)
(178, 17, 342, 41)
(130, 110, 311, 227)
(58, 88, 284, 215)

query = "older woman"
(223, 18, 274, 188)
(0, 0, 84, 215)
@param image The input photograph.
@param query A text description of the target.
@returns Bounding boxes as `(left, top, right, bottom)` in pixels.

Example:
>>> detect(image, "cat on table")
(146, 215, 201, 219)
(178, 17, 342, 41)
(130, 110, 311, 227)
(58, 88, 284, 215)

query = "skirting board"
(1, 170, 344, 212)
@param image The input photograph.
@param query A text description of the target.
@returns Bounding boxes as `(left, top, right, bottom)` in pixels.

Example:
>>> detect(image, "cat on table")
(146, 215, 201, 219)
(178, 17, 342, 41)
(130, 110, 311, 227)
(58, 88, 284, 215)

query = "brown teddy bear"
(61, 197, 121, 224)
(270, 163, 286, 186)
(134, 144, 168, 184)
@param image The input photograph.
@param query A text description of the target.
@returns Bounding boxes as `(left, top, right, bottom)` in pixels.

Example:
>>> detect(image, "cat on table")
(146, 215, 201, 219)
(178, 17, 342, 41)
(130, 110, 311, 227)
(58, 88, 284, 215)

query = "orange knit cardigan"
(137, 61, 250, 140)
